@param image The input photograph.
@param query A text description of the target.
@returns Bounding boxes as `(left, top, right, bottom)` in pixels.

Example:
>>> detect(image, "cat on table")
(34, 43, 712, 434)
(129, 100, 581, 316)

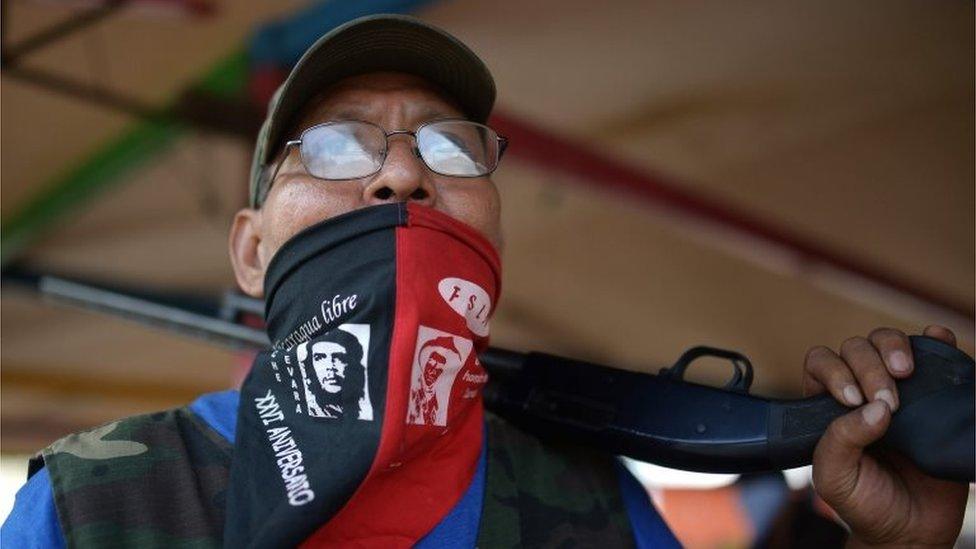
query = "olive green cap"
(249, 14, 496, 207)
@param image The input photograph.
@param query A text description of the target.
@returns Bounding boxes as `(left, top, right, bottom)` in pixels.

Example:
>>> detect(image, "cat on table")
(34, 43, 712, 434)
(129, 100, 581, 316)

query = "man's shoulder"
(40, 398, 232, 470)
(44, 408, 179, 460)
(35, 397, 234, 548)
(37, 389, 238, 469)
(39, 408, 218, 495)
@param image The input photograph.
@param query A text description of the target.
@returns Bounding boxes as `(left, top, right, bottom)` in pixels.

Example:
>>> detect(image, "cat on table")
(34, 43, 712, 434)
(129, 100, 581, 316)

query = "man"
(2, 14, 967, 548)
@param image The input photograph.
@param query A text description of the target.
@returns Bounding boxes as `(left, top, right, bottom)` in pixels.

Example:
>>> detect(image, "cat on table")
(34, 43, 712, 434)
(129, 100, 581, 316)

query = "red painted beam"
(488, 110, 973, 322)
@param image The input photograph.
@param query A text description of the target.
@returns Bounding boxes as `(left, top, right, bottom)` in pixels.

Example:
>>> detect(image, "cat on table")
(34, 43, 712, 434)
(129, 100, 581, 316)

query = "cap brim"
(261, 14, 496, 170)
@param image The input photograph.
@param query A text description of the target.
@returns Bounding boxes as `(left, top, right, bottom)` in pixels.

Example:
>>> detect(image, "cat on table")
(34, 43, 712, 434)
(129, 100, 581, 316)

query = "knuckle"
(801, 379, 821, 397)
(868, 327, 904, 345)
(801, 370, 819, 386)
(804, 345, 834, 367)
(839, 336, 870, 356)
(863, 368, 893, 388)
(826, 365, 853, 383)
(825, 416, 857, 446)
(823, 419, 845, 444)
(842, 345, 884, 375)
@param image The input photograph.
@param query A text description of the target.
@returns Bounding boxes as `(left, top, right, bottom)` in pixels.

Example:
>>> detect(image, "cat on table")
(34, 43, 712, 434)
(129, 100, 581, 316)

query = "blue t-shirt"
(1, 391, 679, 548)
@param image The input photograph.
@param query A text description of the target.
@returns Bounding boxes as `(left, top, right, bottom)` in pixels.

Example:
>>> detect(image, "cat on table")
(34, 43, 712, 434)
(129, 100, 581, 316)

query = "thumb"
(812, 400, 891, 508)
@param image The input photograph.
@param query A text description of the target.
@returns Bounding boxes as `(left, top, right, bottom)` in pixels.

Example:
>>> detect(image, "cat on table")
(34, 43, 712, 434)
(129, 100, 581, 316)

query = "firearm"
(7, 271, 973, 483)
(483, 340, 973, 483)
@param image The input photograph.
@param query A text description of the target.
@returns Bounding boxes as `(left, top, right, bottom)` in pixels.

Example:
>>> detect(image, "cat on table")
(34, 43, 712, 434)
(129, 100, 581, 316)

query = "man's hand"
(803, 325, 969, 547)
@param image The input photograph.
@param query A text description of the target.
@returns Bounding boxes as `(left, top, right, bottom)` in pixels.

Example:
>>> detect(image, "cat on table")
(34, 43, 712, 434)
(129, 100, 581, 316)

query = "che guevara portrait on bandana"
(296, 324, 374, 421)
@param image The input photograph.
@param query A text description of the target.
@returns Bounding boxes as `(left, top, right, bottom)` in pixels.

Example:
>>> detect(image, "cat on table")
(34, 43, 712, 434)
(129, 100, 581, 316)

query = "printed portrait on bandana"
(407, 326, 473, 426)
(297, 324, 373, 421)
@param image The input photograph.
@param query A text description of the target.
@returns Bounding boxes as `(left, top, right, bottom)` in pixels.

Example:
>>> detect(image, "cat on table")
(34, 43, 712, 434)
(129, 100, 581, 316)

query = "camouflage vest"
(32, 407, 634, 548)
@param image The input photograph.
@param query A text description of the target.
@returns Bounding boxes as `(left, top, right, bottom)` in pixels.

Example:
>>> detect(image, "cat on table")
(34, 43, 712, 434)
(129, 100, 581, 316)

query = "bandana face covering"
(225, 203, 501, 548)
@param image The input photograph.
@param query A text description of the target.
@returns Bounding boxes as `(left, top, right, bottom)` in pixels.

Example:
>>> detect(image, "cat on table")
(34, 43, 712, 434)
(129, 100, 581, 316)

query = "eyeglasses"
(259, 119, 508, 204)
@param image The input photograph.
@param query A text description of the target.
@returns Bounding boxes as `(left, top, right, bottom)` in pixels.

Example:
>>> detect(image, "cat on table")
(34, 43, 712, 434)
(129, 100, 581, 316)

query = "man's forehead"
(295, 72, 465, 129)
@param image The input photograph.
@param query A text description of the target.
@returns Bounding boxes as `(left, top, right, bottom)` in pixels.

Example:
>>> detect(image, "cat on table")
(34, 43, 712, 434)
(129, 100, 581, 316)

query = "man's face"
(312, 341, 348, 393)
(422, 350, 447, 388)
(229, 72, 503, 298)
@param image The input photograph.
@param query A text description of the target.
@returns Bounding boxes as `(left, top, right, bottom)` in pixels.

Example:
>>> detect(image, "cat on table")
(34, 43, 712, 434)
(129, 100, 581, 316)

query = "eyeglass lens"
(301, 122, 386, 180)
(299, 120, 499, 180)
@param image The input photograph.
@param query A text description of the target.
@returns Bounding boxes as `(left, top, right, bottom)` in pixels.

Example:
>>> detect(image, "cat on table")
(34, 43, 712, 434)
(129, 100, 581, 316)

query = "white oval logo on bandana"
(438, 277, 491, 336)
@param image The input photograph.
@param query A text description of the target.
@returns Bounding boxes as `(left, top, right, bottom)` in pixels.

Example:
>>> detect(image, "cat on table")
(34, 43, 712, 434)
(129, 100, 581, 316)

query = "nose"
(363, 137, 436, 206)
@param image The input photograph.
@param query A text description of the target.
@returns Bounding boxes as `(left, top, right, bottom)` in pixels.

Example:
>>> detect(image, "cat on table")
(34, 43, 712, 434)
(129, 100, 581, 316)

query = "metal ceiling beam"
(1, 0, 128, 66)
(0, 61, 261, 135)
(2, 62, 164, 119)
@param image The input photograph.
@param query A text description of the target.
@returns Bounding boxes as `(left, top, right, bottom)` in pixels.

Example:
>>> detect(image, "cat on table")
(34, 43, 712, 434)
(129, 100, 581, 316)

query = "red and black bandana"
(225, 203, 501, 548)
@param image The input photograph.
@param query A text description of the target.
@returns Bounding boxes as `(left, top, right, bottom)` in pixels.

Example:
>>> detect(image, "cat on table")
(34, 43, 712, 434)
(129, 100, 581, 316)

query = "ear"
(228, 208, 266, 298)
